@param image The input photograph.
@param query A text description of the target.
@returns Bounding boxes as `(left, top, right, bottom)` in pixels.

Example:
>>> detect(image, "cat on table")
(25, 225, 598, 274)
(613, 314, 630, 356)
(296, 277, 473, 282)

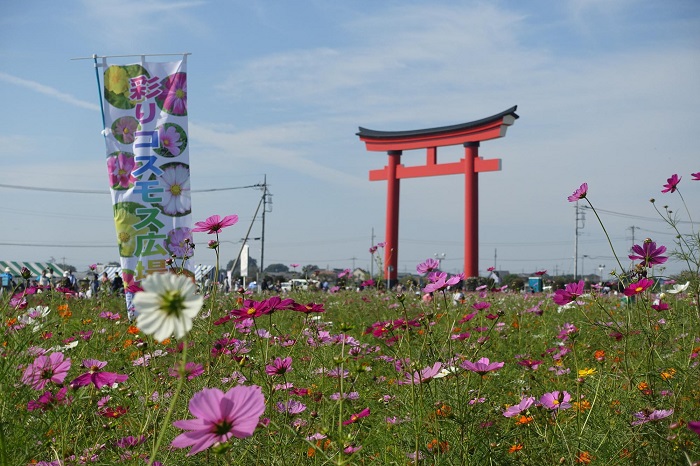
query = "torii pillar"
(357, 106, 519, 283)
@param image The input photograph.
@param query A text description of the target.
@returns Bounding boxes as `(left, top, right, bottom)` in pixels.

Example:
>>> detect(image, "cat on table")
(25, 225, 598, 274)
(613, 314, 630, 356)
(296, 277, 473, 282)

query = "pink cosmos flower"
(629, 241, 667, 267)
(69, 359, 128, 389)
(159, 125, 183, 156)
(265, 357, 293, 376)
(342, 408, 370, 425)
(21, 352, 72, 390)
(113, 117, 138, 144)
(503, 396, 536, 418)
(552, 280, 585, 306)
(661, 174, 681, 193)
(540, 391, 572, 411)
(416, 258, 440, 274)
(623, 278, 655, 296)
(276, 399, 306, 414)
(192, 214, 239, 234)
(107, 152, 136, 189)
(461, 357, 505, 376)
(631, 408, 673, 426)
(567, 183, 588, 202)
(171, 385, 265, 456)
(398, 362, 443, 385)
(692, 172, 700, 181)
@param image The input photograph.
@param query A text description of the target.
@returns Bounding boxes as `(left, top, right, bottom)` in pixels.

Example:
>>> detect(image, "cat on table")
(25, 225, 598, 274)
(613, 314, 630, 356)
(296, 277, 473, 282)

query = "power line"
(580, 205, 692, 224)
(0, 182, 263, 194)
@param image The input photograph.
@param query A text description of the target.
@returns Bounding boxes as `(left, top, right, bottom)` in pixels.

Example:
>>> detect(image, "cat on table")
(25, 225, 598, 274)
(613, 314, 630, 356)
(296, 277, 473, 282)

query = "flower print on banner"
(104, 64, 149, 110)
(155, 162, 191, 217)
(113, 203, 149, 257)
(111, 117, 139, 145)
(164, 227, 193, 258)
(156, 72, 187, 116)
(107, 151, 137, 190)
(155, 123, 188, 157)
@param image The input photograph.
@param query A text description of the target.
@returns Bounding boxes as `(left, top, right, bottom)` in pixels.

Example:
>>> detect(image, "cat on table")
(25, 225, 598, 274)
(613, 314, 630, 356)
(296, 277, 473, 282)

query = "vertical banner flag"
(240, 244, 249, 278)
(101, 56, 193, 318)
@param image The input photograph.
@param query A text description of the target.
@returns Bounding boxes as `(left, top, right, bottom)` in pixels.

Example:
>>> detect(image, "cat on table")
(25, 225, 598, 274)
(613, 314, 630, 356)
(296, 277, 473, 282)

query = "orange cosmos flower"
(508, 444, 523, 453)
(573, 400, 591, 412)
(576, 451, 593, 464)
(127, 325, 140, 335)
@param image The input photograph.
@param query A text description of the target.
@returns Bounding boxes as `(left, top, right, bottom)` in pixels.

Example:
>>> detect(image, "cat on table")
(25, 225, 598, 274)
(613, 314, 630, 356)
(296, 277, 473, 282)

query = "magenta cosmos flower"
(692, 172, 700, 181)
(265, 357, 293, 376)
(623, 278, 655, 297)
(159, 72, 187, 116)
(629, 241, 667, 267)
(552, 280, 585, 306)
(343, 407, 370, 425)
(107, 152, 136, 189)
(21, 352, 72, 390)
(27, 387, 72, 412)
(398, 362, 443, 385)
(688, 420, 700, 436)
(661, 174, 681, 193)
(540, 391, 572, 411)
(69, 359, 128, 389)
(192, 214, 239, 234)
(567, 183, 588, 202)
(172, 385, 265, 456)
(460, 357, 504, 376)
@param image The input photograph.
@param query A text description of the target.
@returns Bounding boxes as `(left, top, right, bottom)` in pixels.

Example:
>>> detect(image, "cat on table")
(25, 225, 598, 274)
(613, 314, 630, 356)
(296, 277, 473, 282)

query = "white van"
(280, 278, 317, 291)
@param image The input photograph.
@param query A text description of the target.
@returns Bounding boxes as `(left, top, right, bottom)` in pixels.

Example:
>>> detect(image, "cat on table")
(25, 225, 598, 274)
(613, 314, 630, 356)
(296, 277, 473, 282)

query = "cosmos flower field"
(2, 175, 700, 466)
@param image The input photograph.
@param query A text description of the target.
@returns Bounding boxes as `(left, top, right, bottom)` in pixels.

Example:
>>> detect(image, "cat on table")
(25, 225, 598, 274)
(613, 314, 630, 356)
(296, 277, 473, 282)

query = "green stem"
(148, 336, 188, 466)
(585, 199, 626, 279)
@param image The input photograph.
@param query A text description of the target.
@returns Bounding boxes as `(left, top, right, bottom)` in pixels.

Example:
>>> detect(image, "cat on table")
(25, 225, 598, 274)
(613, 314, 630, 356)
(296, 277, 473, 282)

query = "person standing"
(38, 270, 51, 288)
(1, 267, 15, 295)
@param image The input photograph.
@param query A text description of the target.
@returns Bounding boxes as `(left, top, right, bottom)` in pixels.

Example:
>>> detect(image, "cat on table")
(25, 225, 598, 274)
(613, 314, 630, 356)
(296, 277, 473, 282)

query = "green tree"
(265, 263, 289, 273)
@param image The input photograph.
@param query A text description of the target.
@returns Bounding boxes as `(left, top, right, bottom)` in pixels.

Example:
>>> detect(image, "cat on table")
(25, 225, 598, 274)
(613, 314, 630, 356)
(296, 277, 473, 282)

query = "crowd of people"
(0, 267, 126, 298)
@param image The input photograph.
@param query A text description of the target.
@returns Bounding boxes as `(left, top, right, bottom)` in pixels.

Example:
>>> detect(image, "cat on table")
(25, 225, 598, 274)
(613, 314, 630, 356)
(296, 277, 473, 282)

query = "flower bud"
(20, 266, 31, 279)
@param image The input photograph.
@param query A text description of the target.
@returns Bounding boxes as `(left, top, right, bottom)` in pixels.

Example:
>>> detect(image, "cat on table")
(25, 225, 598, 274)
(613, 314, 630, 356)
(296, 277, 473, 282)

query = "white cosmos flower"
(160, 165, 191, 215)
(667, 281, 690, 294)
(133, 273, 203, 342)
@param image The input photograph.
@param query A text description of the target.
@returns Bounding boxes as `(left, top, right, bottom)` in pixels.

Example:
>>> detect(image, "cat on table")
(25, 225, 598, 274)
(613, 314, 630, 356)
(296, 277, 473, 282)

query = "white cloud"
(0, 72, 100, 111)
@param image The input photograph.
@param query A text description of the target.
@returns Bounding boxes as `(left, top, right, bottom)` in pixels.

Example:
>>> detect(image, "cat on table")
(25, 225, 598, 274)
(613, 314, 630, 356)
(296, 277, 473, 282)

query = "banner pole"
(92, 54, 107, 137)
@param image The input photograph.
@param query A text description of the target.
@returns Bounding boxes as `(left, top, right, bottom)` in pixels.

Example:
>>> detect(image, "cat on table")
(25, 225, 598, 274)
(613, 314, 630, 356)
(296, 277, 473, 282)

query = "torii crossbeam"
(357, 106, 519, 283)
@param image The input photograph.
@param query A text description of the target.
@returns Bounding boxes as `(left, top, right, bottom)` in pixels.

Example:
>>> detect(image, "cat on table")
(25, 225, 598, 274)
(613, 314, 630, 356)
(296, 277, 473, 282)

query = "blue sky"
(1, 0, 699, 279)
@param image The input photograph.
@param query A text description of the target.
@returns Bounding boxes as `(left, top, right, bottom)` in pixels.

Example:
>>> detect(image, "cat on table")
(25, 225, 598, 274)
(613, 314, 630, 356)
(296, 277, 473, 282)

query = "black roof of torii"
(357, 105, 519, 139)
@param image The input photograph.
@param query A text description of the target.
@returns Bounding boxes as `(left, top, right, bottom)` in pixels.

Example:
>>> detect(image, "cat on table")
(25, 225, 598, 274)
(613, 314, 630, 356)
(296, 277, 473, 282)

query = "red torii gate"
(357, 106, 519, 283)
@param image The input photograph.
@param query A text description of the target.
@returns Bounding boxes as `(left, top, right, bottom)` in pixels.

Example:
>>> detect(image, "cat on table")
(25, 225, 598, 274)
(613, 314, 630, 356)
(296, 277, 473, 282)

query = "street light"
(434, 253, 446, 270)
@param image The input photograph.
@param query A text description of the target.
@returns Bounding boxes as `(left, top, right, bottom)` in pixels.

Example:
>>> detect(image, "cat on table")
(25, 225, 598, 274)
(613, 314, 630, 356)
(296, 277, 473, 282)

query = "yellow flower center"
(170, 184, 182, 196)
(246, 307, 256, 315)
(118, 232, 131, 243)
(176, 89, 185, 99)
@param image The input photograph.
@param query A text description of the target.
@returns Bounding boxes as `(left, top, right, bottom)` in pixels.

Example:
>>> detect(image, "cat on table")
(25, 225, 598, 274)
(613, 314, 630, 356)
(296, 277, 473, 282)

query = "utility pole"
(628, 226, 640, 249)
(260, 175, 272, 276)
(494, 248, 497, 271)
